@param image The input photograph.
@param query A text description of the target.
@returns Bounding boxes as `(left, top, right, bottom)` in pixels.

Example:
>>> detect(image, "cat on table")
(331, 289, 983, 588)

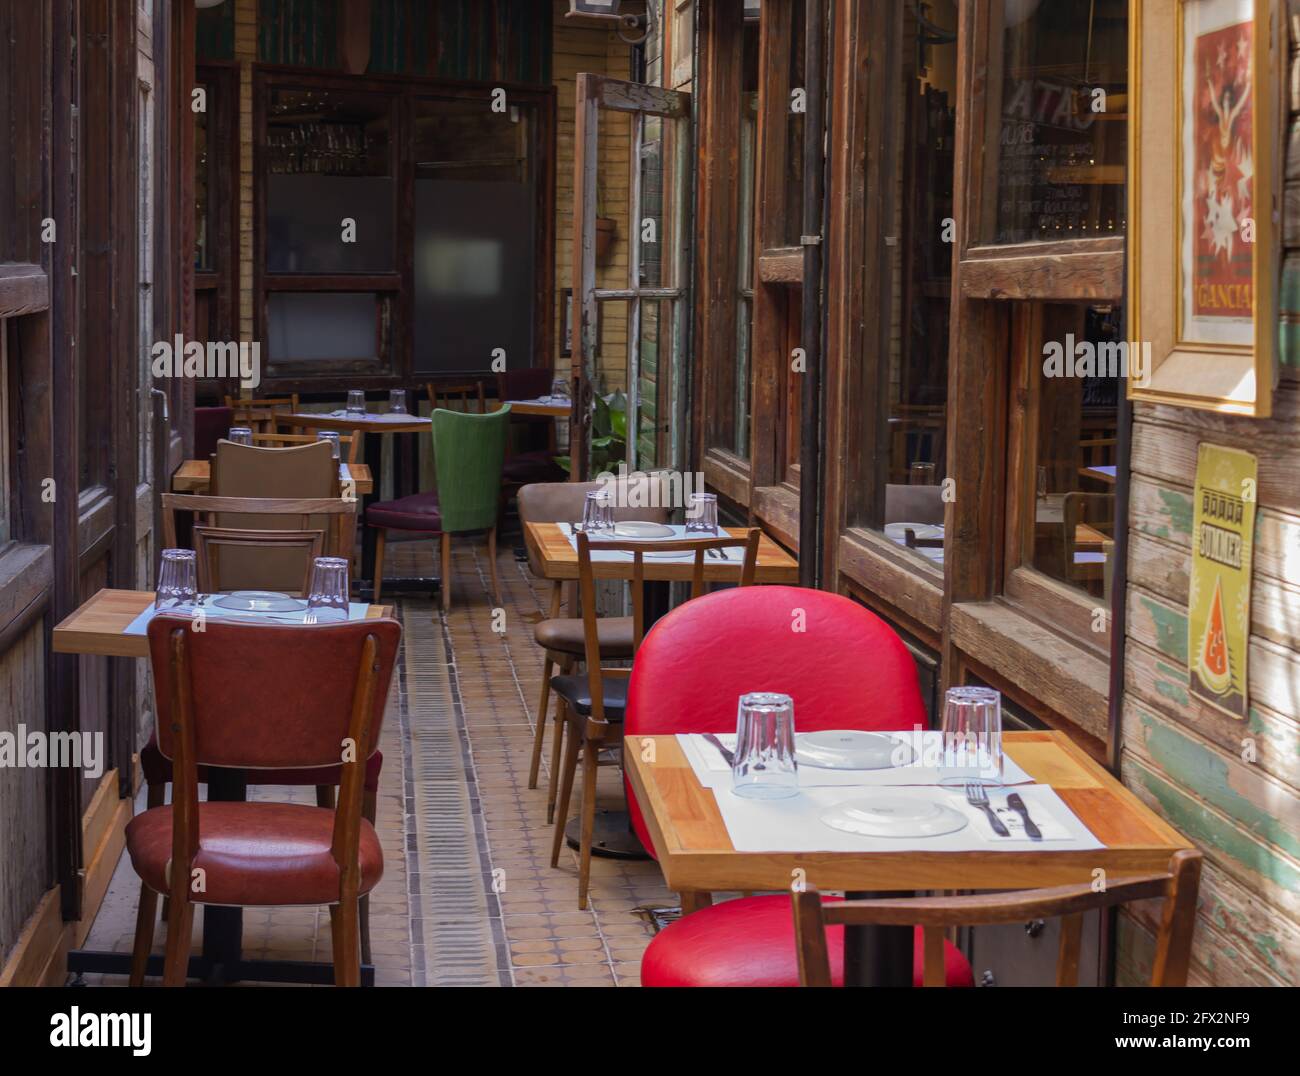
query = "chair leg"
(144, 782, 170, 923)
(527, 656, 555, 790)
(550, 712, 581, 868)
(333, 896, 361, 987)
(486, 526, 502, 606)
(577, 734, 600, 910)
(360, 789, 377, 966)
(545, 657, 574, 824)
(161, 896, 195, 987)
(440, 533, 452, 612)
(129, 885, 159, 987)
(372, 529, 387, 604)
(315, 785, 335, 809)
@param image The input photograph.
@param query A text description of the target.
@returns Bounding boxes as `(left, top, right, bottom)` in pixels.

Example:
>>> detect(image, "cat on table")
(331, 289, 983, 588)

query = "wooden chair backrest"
(574, 530, 761, 728)
(191, 525, 324, 596)
(792, 849, 1202, 987)
(225, 393, 300, 435)
(427, 380, 485, 414)
(252, 430, 361, 465)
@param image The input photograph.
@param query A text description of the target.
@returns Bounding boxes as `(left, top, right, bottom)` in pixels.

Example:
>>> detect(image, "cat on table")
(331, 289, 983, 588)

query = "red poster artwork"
(1192, 20, 1254, 319)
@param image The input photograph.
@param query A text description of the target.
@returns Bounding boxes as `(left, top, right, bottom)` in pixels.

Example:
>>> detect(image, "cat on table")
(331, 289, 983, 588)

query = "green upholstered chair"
(366, 405, 510, 611)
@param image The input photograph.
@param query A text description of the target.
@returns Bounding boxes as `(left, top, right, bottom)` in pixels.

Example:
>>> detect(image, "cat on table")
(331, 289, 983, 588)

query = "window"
(847, 0, 957, 572)
(982, 0, 1128, 245)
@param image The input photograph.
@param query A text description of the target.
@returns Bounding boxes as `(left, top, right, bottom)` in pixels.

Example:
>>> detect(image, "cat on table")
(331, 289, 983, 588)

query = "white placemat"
(713, 784, 1103, 853)
(125, 596, 372, 636)
(323, 410, 426, 424)
(678, 731, 1034, 789)
(564, 523, 728, 563)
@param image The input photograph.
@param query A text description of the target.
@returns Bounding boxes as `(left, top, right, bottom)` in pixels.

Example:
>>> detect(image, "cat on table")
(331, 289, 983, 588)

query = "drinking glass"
(316, 430, 341, 460)
(579, 489, 613, 535)
(685, 492, 719, 536)
(938, 686, 1003, 787)
(346, 390, 366, 419)
(732, 692, 799, 799)
(388, 388, 408, 414)
(228, 427, 254, 446)
(550, 377, 571, 404)
(155, 549, 198, 612)
(305, 557, 350, 622)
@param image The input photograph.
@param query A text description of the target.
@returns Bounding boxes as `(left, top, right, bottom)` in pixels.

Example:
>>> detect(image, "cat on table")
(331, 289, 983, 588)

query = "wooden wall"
(1118, 24, 1300, 983)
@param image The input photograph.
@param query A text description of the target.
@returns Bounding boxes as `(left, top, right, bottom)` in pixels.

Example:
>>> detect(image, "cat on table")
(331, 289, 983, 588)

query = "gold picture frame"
(1129, 0, 1281, 417)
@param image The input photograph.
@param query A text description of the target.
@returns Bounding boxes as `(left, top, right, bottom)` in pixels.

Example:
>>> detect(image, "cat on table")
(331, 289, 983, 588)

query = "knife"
(1006, 792, 1042, 840)
(703, 733, 735, 767)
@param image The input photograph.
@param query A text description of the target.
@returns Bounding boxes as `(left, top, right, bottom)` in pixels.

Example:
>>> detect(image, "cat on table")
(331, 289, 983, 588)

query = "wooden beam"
(0, 264, 49, 319)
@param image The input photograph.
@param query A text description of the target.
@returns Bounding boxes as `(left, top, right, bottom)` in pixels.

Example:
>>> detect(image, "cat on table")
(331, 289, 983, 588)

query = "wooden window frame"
(939, 0, 1122, 751)
(251, 66, 557, 394)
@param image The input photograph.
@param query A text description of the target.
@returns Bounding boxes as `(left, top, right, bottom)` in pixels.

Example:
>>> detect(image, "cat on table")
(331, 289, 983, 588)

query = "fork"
(965, 782, 1010, 837)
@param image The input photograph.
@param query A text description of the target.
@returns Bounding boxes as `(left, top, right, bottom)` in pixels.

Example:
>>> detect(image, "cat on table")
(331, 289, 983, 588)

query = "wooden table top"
(505, 399, 571, 417)
(287, 412, 430, 434)
(53, 589, 394, 659)
(524, 522, 799, 583)
(625, 731, 1192, 893)
(172, 460, 373, 494)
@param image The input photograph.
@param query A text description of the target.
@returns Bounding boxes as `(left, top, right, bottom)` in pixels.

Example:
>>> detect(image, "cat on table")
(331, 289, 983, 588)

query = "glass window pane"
(986, 0, 1128, 244)
(267, 292, 379, 362)
(1029, 303, 1121, 602)
(195, 80, 212, 271)
(265, 87, 395, 273)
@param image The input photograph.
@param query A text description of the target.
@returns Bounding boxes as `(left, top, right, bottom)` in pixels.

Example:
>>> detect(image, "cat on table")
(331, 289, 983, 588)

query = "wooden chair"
(518, 480, 671, 823)
(128, 615, 401, 986)
(792, 849, 1203, 987)
(550, 529, 760, 910)
(1064, 491, 1114, 589)
(252, 430, 362, 465)
(208, 439, 342, 591)
(225, 393, 300, 435)
(426, 380, 485, 414)
(192, 526, 324, 596)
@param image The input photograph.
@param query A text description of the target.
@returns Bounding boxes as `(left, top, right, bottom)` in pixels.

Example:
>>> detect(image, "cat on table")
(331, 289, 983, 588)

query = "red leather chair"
(127, 615, 400, 987)
(625, 585, 973, 987)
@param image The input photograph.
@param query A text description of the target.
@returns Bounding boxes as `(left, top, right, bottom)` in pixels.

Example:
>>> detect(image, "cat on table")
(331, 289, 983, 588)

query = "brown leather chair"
(210, 438, 338, 591)
(127, 614, 401, 987)
(518, 480, 671, 822)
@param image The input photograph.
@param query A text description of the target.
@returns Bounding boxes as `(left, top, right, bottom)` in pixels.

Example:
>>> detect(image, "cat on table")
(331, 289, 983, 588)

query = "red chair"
(126, 614, 400, 987)
(625, 585, 973, 988)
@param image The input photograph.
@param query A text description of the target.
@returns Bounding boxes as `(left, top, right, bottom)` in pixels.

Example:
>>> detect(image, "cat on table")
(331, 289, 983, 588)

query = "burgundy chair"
(194, 406, 234, 461)
(497, 368, 565, 486)
(127, 615, 401, 987)
(625, 585, 974, 988)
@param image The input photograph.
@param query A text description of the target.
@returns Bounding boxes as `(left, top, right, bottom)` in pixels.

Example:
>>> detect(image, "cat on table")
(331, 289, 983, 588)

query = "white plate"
(820, 794, 969, 838)
(210, 591, 306, 613)
(883, 522, 944, 543)
(797, 730, 914, 770)
(611, 521, 675, 539)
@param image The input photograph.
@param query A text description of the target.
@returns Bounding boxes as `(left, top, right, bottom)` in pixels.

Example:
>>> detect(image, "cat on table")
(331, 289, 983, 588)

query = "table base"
(844, 890, 914, 987)
(355, 576, 441, 602)
(564, 809, 651, 861)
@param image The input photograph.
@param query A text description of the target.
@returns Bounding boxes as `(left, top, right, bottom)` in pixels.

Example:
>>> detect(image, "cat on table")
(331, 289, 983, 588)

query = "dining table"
(171, 458, 373, 496)
(523, 521, 799, 858)
(626, 729, 1194, 987)
(54, 588, 393, 986)
(503, 397, 572, 418)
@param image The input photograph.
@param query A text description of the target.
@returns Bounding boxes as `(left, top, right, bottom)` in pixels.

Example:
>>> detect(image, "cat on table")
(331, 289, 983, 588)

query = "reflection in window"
(865, 0, 957, 568)
(1030, 304, 1120, 602)
(265, 87, 395, 273)
(734, 16, 760, 459)
(268, 293, 380, 362)
(989, 0, 1127, 244)
(195, 82, 212, 271)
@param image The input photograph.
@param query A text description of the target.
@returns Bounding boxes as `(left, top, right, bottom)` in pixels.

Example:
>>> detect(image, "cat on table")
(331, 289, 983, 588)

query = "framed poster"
(1188, 443, 1257, 718)
(1129, 0, 1280, 417)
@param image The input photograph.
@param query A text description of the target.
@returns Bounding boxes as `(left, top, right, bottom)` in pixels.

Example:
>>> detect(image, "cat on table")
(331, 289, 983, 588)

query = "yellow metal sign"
(1188, 443, 1257, 719)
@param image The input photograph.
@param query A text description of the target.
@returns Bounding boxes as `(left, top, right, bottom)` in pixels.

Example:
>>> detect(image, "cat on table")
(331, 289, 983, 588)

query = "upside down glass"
(227, 427, 254, 446)
(732, 692, 799, 799)
(155, 549, 198, 612)
(551, 377, 571, 404)
(388, 388, 408, 414)
(346, 390, 366, 418)
(938, 686, 1004, 787)
(685, 491, 719, 536)
(316, 430, 341, 460)
(579, 489, 613, 534)
(305, 557, 349, 622)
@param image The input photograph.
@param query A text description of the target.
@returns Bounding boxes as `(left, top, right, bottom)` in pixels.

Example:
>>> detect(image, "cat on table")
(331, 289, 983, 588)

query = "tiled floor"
(80, 533, 671, 987)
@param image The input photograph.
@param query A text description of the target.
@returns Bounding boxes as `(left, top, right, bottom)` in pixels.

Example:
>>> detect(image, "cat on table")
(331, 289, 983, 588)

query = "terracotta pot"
(595, 217, 617, 264)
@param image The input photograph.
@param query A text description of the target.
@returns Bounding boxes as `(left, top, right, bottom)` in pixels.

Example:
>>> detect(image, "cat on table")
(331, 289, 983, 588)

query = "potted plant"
(556, 391, 627, 476)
